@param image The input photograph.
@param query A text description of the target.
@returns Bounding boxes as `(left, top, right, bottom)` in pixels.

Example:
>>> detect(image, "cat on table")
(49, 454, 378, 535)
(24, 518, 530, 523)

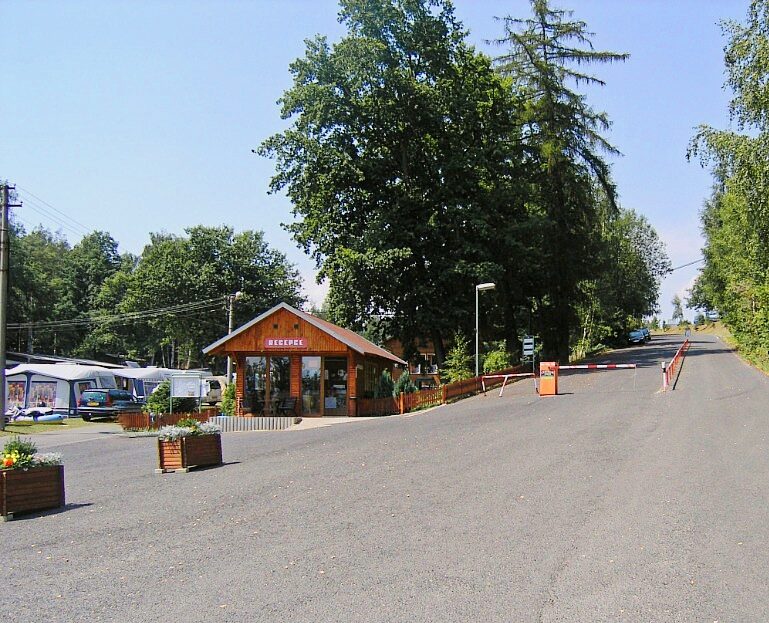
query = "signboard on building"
(263, 337, 308, 350)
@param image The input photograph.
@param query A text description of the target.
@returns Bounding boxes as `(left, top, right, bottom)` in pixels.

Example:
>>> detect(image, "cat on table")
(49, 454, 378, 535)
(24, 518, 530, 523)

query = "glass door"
(244, 356, 266, 414)
(323, 358, 348, 416)
(301, 357, 321, 416)
(268, 356, 291, 414)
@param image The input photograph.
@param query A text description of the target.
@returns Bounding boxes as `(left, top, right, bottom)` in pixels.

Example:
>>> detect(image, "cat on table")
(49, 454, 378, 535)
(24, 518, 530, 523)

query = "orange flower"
(2, 456, 15, 468)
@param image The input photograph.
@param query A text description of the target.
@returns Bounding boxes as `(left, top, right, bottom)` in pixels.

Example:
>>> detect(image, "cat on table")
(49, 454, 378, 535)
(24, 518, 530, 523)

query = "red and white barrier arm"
(481, 373, 535, 397)
(558, 364, 637, 370)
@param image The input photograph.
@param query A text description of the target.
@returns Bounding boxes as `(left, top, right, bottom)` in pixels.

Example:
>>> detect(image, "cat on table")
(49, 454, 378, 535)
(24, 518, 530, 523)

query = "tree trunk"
(432, 329, 445, 367)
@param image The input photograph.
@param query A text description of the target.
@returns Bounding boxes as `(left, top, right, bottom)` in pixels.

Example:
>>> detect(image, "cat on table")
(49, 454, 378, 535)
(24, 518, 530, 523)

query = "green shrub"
(374, 370, 395, 398)
(393, 370, 417, 395)
(221, 381, 236, 416)
(144, 380, 198, 415)
(483, 341, 513, 374)
(440, 332, 474, 383)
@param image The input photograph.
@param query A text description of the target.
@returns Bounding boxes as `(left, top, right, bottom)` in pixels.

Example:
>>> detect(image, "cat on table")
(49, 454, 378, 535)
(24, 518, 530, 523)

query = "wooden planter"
(157, 434, 222, 473)
(1, 465, 65, 520)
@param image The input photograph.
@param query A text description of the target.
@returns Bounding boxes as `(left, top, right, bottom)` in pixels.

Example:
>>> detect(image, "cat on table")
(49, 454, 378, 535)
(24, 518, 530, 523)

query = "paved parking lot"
(4, 335, 769, 622)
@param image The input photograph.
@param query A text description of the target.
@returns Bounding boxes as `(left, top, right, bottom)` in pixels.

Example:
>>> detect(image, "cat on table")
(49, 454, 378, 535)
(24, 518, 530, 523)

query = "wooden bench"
(276, 397, 297, 416)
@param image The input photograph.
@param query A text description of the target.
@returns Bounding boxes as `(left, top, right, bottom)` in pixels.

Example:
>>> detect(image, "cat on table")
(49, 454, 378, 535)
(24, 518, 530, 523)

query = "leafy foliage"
(3, 0, 671, 373)
(671, 295, 684, 322)
(688, 1, 769, 362)
(220, 381, 236, 416)
(440, 332, 474, 383)
(493, 0, 629, 361)
(144, 380, 198, 415)
(374, 370, 396, 399)
(482, 341, 513, 374)
(6, 221, 302, 368)
(260, 0, 526, 361)
(393, 370, 417, 395)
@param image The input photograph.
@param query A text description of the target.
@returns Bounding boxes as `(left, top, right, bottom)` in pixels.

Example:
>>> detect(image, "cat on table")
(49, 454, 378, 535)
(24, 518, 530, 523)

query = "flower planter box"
(1, 465, 65, 520)
(157, 434, 222, 473)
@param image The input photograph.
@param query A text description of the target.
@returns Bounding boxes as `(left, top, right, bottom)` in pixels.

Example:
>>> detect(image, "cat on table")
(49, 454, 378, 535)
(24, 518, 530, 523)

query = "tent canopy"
(7, 363, 116, 382)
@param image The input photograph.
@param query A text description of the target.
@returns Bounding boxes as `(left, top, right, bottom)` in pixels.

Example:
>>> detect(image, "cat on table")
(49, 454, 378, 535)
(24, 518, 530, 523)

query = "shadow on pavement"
(6, 502, 94, 522)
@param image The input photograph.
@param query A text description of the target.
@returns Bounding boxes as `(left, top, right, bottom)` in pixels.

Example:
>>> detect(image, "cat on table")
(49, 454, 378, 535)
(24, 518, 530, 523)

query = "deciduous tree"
(260, 0, 525, 363)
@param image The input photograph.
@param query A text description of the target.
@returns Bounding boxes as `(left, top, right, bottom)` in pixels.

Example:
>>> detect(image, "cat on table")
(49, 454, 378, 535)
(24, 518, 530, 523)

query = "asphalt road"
(3, 333, 769, 622)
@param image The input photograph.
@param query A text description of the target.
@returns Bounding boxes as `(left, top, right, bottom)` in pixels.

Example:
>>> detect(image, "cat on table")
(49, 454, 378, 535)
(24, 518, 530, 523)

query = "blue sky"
(1, 0, 747, 320)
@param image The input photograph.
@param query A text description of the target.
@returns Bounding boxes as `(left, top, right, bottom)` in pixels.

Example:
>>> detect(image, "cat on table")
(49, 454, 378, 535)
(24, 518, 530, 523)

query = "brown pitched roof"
(203, 302, 406, 365)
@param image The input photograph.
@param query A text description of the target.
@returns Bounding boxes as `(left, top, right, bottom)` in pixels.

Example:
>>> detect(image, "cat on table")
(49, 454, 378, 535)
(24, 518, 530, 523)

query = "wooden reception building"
(203, 303, 406, 417)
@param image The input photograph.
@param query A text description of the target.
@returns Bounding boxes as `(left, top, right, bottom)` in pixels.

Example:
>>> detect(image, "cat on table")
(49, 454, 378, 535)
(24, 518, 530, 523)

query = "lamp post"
(475, 282, 495, 377)
(225, 291, 243, 384)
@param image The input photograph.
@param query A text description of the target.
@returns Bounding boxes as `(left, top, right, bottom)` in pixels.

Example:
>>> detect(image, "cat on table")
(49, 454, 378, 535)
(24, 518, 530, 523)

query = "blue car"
(628, 329, 646, 345)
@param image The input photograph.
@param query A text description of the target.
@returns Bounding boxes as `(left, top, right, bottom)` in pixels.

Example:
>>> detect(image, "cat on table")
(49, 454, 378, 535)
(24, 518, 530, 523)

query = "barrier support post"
(661, 361, 668, 391)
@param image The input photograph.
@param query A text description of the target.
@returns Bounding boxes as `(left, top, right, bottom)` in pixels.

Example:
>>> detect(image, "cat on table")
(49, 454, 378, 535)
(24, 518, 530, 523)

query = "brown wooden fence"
(357, 396, 399, 417)
(117, 411, 214, 431)
(357, 364, 532, 417)
(443, 377, 483, 402)
(403, 386, 443, 412)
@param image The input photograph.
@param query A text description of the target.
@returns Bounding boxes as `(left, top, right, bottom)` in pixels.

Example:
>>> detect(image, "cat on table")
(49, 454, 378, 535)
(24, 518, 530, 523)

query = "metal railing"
(662, 339, 691, 390)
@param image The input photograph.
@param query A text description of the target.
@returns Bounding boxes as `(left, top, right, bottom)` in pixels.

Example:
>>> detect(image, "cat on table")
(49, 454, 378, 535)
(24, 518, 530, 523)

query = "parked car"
(627, 329, 647, 345)
(203, 376, 227, 405)
(706, 310, 720, 321)
(639, 328, 651, 341)
(78, 389, 144, 421)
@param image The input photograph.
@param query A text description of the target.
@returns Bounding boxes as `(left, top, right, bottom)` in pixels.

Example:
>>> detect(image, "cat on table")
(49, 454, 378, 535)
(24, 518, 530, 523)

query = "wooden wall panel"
(347, 352, 359, 417)
(224, 308, 347, 354)
(290, 354, 301, 402)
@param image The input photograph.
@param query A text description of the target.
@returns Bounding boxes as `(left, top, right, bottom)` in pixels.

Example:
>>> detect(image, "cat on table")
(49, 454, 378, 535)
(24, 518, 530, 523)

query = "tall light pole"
(475, 282, 495, 377)
(0, 186, 10, 431)
(225, 291, 243, 384)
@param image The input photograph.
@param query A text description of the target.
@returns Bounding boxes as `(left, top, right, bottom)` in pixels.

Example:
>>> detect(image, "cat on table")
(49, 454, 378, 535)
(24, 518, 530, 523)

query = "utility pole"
(225, 292, 242, 384)
(0, 184, 20, 431)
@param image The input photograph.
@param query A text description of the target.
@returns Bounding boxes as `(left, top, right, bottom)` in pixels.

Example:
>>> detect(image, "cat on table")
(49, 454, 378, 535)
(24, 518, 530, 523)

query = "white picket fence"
(208, 415, 298, 432)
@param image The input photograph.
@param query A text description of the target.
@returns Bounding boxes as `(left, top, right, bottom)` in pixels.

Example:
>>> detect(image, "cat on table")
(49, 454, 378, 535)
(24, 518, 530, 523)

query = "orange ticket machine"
(539, 361, 558, 396)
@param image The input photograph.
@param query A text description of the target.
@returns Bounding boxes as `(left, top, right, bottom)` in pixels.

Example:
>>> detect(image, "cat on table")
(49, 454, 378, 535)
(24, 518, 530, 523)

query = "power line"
(669, 258, 705, 272)
(16, 186, 91, 234)
(8, 305, 226, 335)
(15, 192, 90, 237)
(7, 297, 226, 330)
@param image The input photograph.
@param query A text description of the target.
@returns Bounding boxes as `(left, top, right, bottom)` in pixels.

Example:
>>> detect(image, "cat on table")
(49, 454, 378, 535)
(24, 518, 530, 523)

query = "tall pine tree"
(493, 0, 627, 361)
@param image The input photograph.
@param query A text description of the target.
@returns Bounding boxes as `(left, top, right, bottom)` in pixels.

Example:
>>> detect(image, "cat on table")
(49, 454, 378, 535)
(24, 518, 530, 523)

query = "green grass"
(0, 417, 93, 436)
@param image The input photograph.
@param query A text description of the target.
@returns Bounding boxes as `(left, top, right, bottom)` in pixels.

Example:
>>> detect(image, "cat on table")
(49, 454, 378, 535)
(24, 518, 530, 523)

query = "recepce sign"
(264, 337, 308, 349)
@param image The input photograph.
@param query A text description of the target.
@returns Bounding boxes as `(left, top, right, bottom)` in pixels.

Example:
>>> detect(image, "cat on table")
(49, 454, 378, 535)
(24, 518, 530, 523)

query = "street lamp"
(475, 282, 495, 377)
(225, 291, 243, 384)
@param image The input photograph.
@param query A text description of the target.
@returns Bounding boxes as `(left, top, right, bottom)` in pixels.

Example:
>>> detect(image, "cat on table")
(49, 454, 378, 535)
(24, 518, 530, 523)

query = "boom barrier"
(558, 364, 637, 370)
(483, 362, 638, 397)
(481, 373, 535, 397)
